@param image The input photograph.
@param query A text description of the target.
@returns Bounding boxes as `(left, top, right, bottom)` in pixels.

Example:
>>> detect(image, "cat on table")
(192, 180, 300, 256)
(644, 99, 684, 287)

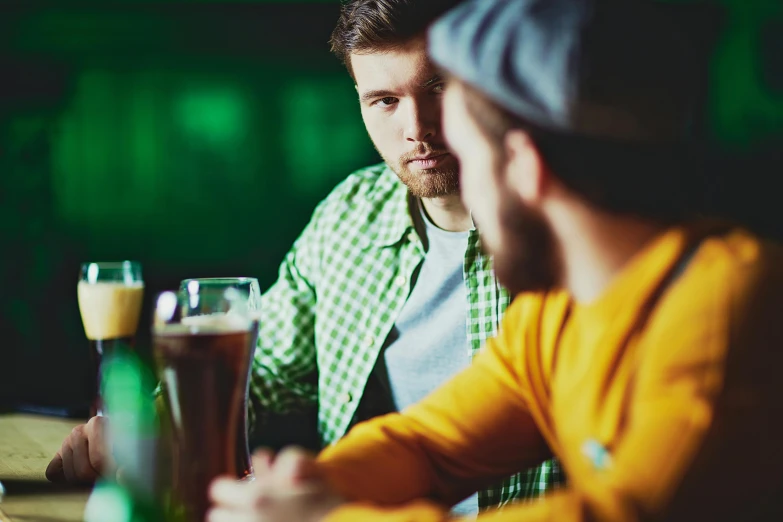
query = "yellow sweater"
(317, 223, 783, 521)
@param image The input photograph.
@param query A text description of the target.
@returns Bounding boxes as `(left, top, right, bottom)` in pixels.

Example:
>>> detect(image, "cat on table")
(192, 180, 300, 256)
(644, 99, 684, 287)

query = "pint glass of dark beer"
(153, 287, 258, 522)
(178, 278, 261, 480)
(78, 261, 144, 417)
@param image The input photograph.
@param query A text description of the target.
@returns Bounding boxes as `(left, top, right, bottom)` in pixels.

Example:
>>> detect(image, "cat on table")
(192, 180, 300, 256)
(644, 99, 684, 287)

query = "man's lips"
(408, 153, 450, 169)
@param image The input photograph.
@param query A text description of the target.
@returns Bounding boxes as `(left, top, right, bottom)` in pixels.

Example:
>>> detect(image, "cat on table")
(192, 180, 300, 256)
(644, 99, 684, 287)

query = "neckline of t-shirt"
(418, 198, 471, 241)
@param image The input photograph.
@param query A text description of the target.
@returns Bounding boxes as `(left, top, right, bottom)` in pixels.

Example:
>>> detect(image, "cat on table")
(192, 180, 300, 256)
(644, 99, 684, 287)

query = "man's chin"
(492, 201, 561, 296)
(395, 167, 460, 199)
(496, 273, 555, 298)
(405, 183, 460, 199)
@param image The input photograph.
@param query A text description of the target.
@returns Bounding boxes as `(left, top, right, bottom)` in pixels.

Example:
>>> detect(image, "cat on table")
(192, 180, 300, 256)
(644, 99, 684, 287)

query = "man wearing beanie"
(209, 1, 783, 520)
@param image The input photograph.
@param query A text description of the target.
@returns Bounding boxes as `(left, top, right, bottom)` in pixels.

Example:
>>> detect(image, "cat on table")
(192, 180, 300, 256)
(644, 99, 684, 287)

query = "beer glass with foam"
(153, 286, 257, 522)
(178, 278, 261, 480)
(78, 261, 144, 417)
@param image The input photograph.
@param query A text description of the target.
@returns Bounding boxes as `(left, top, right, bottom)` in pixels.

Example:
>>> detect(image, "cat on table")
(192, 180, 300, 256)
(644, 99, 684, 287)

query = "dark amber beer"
(178, 277, 261, 479)
(154, 314, 257, 522)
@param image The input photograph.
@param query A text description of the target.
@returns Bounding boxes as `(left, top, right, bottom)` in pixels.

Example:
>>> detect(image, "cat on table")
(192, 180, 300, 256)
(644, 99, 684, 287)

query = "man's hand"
(45, 416, 114, 484)
(208, 447, 344, 522)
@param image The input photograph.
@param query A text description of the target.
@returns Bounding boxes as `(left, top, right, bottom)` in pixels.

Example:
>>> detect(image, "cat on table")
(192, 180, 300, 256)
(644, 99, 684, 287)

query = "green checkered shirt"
(250, 163, 563, 510)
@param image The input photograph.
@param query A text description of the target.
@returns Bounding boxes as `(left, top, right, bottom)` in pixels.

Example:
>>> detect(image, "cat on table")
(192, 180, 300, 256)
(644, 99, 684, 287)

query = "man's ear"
(504, 129, 544, 204)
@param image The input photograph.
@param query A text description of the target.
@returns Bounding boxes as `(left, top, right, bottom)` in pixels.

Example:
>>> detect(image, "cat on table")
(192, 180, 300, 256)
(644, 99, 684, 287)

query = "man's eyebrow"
(359, 90, 395, 104)
(420, 74, 443, 89)
(359, 75, 444, 103)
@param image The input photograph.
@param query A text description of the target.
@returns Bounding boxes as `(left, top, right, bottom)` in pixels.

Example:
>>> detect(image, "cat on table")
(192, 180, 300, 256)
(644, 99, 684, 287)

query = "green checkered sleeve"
(479, 458, 565, 509)
(248, 201, 328, 424)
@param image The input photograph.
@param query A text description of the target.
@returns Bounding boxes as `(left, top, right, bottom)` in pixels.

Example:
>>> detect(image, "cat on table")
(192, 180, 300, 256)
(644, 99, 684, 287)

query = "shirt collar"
(358, 165, 417, 250)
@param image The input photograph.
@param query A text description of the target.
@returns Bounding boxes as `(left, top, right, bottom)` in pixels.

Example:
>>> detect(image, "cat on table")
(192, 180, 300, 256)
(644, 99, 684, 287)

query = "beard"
(381, 144, 460, 198)
(489, 189, 561, 297)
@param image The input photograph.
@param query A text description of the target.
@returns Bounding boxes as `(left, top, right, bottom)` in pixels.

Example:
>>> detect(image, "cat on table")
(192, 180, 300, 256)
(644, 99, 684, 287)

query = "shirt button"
(363, 335, 374, 347)
(340, 393, 353, 404)
(394, 276, 406, 287)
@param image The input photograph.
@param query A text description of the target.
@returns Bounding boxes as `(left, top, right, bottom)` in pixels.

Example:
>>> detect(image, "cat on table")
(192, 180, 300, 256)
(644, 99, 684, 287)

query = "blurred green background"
(0, 0, 781, 414)
(0, 0, 379, 412)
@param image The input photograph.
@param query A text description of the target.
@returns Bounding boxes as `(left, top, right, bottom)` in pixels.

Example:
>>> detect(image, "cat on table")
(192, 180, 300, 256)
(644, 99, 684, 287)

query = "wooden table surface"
(0, 414, 91, 522)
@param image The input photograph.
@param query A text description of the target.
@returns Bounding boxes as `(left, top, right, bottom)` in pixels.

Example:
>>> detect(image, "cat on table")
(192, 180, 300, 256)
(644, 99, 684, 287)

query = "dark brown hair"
(330, 0, 463, 79)
(459, 81, 702, 223)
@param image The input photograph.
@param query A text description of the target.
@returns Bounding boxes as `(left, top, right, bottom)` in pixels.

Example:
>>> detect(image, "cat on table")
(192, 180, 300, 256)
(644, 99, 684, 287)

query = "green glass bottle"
(84, 347, 172, 522)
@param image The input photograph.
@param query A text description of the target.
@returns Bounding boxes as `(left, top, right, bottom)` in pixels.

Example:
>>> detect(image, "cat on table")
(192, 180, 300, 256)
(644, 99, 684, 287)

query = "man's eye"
(431, 83, 445, 94)
(376, 97, 398, 107)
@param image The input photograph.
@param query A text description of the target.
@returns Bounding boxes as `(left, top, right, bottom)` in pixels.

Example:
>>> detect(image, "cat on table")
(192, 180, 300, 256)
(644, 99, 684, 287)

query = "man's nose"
(403, 101, 438, 142)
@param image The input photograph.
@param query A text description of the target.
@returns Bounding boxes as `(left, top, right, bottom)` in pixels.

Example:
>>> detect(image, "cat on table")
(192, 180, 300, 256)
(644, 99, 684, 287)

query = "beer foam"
(78, 281, 144, 340)
(156, 312, 250, 336)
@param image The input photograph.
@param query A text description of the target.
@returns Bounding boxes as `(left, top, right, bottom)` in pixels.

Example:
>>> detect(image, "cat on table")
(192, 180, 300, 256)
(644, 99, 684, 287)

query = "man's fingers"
(85, 416, 111, 472)
(210, 476, 261, 509)
(273, 447, 320, 485)
(251, 448, 274, 476)
(206, 507, 258, 522)
(45, 451, 65, 483)
(46, 420, 97, 483)
(70, 426, 99, 482)
(60, 436, 76, 483)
